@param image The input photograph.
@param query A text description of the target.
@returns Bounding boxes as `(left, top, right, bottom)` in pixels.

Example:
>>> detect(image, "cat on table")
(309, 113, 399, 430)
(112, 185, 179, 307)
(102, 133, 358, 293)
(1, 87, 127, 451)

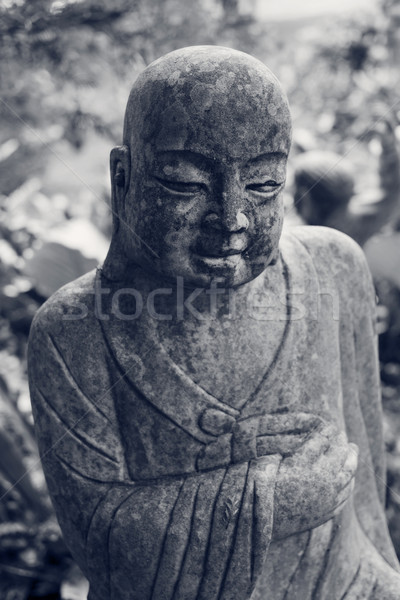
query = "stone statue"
(28, 46, 400, 599)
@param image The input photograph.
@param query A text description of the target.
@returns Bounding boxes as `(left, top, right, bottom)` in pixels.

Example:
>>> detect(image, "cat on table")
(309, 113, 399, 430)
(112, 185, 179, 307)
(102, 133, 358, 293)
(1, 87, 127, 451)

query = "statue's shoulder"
(28, 269, 108, 398)
(284, 225, 371, 283)
(29, 269, 97, 343)
(286, 225, 365, 261)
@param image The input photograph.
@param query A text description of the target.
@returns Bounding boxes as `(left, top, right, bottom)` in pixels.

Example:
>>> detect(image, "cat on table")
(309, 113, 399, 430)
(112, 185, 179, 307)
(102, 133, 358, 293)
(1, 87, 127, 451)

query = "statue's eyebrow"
(155, 150, 214, 170)
(245, 152, 287, 167)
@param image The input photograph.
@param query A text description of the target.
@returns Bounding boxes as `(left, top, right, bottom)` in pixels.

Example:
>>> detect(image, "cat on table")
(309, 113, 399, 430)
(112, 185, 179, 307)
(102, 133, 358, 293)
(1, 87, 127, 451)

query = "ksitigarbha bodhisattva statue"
(28, 46, 400, 599)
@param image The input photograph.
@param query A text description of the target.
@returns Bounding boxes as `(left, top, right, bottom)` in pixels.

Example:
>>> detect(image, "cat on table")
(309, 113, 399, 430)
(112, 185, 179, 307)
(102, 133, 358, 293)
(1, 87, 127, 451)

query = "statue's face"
(120, 47, 291, 288)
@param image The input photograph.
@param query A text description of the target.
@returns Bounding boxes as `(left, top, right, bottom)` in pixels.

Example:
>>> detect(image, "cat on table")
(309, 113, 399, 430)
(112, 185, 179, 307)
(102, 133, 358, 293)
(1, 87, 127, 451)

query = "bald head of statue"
(104, 46, 292, 287)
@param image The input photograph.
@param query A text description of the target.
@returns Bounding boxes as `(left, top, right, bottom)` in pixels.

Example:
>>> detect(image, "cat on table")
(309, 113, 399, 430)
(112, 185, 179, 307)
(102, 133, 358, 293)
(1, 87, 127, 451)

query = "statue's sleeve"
(351, 246, 385, 497)
(330, 230, 399, 568)
(291, 226, 399, 568)
(28, 311, 130, 582)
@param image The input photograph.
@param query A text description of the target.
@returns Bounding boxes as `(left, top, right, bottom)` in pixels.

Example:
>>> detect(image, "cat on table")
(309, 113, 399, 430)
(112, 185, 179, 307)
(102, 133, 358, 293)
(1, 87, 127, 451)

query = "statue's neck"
(100, 257, 279, 322)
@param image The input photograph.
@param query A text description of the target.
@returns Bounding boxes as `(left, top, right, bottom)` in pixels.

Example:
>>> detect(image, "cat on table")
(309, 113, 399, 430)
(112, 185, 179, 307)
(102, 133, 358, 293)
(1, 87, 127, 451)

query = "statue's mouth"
(196, 248, 243, 258)
(193, 236, 248, 260)
(193, 252, 243, 268)
(193, 247, 246, 269)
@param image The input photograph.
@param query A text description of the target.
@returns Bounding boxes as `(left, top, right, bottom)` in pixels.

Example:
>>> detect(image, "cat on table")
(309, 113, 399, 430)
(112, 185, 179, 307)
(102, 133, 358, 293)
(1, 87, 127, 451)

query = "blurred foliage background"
(1, 0, 400, 597)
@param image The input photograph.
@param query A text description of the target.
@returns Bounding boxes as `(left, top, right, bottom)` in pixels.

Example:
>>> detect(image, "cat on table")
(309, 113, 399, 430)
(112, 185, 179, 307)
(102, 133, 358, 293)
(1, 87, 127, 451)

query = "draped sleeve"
(28, 281, 130, 588)
(292, 226, 399, 569)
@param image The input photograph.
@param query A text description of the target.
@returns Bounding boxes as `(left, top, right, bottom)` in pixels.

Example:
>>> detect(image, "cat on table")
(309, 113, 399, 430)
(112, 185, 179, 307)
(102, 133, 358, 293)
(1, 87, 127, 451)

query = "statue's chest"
(156, 316, 287, 410)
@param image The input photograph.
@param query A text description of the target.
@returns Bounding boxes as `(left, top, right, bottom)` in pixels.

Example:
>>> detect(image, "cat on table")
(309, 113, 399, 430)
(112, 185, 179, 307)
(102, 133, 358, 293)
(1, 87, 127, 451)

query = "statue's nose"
(203, 210, 249, 233)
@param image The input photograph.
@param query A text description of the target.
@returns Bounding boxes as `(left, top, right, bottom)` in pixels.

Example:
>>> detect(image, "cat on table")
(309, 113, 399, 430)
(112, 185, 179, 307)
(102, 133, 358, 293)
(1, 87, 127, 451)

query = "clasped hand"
(263, 413, 359, 540)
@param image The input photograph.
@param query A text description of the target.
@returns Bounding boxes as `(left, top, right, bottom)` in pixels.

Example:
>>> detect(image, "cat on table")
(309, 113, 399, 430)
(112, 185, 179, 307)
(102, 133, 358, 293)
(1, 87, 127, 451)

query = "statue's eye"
(155, 177, 204, 194)
(246, 180, 282, 193)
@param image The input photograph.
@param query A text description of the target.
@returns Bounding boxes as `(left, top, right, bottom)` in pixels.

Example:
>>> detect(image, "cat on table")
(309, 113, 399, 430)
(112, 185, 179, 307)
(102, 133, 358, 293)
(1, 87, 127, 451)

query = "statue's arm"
(346, 239, 400, 567)
(296, 226, 399, 565)
(349, 242, 385, 498)
(28, 311, 131, 587)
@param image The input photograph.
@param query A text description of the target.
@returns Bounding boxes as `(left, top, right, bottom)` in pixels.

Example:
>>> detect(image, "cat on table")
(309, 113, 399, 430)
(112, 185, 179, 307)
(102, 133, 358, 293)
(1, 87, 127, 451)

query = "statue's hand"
(272, 422, 358, 540)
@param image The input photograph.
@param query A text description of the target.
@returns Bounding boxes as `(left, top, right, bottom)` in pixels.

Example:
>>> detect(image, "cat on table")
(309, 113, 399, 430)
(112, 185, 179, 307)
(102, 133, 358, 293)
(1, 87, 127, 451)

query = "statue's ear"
(110, 145, 130, 233)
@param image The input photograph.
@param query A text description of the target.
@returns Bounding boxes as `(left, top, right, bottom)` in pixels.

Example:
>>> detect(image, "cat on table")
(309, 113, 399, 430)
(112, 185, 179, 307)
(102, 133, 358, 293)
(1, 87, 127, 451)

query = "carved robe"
(28, 227, 400, 599)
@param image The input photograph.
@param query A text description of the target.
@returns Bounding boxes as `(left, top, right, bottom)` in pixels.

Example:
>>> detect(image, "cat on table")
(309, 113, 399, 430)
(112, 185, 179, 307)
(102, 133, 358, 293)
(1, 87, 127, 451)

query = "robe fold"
(28, 226, 400, 599)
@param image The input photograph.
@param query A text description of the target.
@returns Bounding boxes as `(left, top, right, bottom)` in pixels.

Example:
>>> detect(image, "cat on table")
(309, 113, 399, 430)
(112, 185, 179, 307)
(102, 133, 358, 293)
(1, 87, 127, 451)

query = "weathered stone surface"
(28, 46, 400, 599)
